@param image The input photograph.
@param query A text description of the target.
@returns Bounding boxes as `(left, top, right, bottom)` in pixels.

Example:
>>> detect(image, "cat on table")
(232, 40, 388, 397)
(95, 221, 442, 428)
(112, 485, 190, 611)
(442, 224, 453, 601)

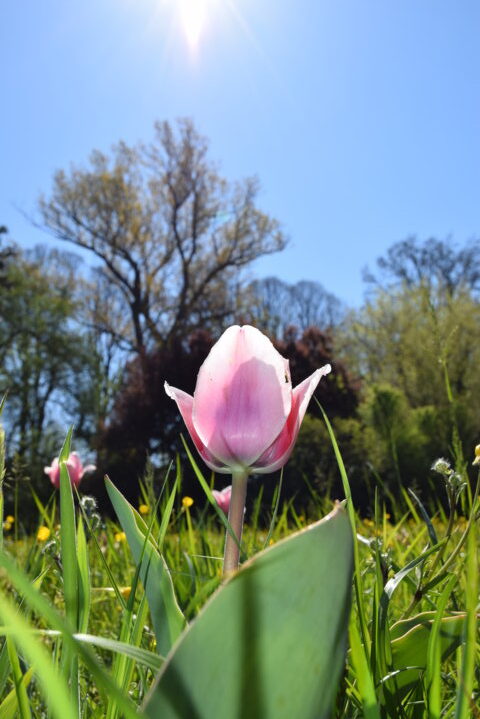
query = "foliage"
(339, 281, 480, 496)
(0, 239, 98, 477)
(0, 420, 478, 717)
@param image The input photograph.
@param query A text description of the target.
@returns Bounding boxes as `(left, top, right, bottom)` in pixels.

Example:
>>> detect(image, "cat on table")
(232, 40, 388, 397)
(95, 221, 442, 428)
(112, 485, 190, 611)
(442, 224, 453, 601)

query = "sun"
(179, 0, 211, 51)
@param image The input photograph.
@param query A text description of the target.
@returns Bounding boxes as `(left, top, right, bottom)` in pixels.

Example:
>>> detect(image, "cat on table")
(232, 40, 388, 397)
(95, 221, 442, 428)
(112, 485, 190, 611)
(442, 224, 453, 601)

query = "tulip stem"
(223, 471, 249, 575)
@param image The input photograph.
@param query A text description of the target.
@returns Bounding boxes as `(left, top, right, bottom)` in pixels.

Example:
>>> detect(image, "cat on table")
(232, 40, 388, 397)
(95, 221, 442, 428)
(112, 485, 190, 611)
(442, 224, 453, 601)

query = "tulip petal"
(45, 458, 60, 488)
(66, 452, 83, 486)
(212, 485, 232, 513)
(253, 364, 331, 474)
(192, 326, 292, 469)
(164, 382, 232, 474)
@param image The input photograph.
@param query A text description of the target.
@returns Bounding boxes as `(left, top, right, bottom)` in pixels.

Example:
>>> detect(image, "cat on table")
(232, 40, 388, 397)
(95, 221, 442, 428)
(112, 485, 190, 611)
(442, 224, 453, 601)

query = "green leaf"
(426, 574, 457, 718)
(0, 667, 33, 719)
(348, 618, 381, 719)
(6, 636, 31, 719)
(76, 516, 90, 634)
(377, 540, 446, 681)
(317, 403, 370, 655)
(0, 592, 77, 719)
(455, 519, 478, 719)
(72, 633, 164, 672)
(105, 477, 186, 656)
(58, 425, 73, 462)
(157, 464, 179, 550)
(181, 438, 241, 551)
(0, 551, 139, 719)
(59, 453, 80, 714)
(143, 505, 353, 719)
(389, 611, 469, 695)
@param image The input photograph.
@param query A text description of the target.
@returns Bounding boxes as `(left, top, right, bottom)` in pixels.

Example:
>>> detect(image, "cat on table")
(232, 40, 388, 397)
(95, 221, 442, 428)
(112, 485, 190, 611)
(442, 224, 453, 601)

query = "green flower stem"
(223, 471, 249, 575)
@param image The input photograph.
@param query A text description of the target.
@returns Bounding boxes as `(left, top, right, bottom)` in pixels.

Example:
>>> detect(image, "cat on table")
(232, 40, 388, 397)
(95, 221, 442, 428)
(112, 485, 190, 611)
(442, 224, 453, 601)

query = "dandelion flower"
(37, 526, 51, 542)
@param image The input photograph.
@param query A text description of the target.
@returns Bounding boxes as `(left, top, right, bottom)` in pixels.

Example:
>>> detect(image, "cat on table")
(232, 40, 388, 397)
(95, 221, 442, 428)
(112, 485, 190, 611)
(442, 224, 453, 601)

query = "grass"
(0, 450, 478, 717)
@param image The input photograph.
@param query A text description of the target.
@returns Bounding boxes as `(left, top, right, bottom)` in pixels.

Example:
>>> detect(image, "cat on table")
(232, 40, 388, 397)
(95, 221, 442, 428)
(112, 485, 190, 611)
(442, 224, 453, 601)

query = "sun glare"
(179, 0, 210, 51)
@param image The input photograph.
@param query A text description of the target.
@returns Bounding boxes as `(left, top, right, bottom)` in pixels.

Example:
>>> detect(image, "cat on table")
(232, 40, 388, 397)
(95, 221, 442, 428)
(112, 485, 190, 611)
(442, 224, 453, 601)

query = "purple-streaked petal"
(164, 382, 232, 474)
(253, 364, 331, 474)
(192, 325, 292, 468)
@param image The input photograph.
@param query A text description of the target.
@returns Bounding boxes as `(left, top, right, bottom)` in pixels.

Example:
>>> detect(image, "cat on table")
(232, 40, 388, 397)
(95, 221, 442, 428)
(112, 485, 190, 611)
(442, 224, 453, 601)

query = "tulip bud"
(165, 325, 330, 475)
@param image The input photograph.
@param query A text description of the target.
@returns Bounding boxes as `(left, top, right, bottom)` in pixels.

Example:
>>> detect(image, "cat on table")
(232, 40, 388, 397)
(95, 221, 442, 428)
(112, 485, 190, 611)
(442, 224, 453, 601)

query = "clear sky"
(1, 1, 479, 307)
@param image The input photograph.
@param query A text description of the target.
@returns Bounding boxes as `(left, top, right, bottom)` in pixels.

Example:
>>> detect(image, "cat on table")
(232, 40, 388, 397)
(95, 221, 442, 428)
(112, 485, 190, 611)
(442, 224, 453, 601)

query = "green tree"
(339, 282, 480, 497)
(0, 241, 98, 476)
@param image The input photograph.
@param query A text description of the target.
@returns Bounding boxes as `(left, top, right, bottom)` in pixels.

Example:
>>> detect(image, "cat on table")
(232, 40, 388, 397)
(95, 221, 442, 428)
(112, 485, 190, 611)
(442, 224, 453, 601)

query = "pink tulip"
(44, 452, 96, 489)
(212, 485, 232, 514)
(165, 325, 331, 475)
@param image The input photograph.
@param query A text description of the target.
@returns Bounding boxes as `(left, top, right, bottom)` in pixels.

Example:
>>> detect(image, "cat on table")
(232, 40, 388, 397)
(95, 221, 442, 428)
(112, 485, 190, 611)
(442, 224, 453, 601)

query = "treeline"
(1, 119, 479, 516)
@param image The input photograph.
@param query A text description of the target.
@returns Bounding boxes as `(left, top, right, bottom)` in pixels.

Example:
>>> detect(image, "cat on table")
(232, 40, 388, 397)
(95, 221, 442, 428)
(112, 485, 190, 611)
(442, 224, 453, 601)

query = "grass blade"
(106, 477, 186, 656)
(0, 592, 76, 719)
(348, 618, 381, 719)
(317, 402, 370, 654)
(454, 518, 477, 719)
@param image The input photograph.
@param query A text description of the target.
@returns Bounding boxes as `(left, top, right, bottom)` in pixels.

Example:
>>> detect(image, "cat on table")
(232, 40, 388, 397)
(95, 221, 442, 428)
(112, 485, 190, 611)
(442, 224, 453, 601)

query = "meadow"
(0, 419, 478, 718)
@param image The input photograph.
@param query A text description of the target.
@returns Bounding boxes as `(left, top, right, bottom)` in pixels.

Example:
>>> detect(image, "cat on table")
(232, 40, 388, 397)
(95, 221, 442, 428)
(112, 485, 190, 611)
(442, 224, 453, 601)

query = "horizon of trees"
(2, 118, 480, 514)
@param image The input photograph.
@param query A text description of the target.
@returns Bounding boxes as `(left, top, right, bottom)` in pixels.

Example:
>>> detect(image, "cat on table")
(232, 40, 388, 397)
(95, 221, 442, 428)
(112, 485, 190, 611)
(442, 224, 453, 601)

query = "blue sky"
(1, 1, 479, 307)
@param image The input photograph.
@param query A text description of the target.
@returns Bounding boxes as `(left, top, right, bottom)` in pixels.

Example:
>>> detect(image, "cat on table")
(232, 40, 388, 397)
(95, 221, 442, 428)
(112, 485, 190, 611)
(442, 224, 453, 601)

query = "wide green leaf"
(105, 478, 186, 656)
(143, 505, 353, 719)
(388, 611, 470, 695)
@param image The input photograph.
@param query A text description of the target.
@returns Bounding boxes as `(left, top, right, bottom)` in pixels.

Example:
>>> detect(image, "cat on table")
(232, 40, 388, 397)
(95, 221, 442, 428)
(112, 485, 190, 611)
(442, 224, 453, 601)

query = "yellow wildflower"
(5, 515, 14, 524)
(473, 444, 480, 466)
(37, 526, 51, 542)
(115, 531, 127, 543)
(139, 504, 150, 515)
(3, 521, 12, 531)
(120, 586, 131, 600)
(182, 496, 194, 508)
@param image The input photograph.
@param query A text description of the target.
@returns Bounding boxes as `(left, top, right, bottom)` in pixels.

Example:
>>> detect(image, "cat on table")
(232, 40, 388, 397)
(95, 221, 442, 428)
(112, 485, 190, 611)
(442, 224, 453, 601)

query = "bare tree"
(39, 119, 287, 357)
(249, 277, 344, 336)
(363, 236, 480, 297)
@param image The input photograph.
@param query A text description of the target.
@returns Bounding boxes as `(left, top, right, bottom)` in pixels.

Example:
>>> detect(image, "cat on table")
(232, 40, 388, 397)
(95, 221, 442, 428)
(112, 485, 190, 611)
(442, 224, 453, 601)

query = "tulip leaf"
(143, 505, 353, 719)
(105, 478, 186, 657)
(386, 611, 470, 696)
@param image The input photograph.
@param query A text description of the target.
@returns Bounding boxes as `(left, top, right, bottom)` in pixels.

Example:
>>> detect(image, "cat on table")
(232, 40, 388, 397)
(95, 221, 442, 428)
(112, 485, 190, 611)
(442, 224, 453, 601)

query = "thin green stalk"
(6, 636, 31, 719)
(454, 518, 477, 719)
(426, 573, 457, 719)
(317, 402, 370, 656)
(223, 470, 248, 575)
